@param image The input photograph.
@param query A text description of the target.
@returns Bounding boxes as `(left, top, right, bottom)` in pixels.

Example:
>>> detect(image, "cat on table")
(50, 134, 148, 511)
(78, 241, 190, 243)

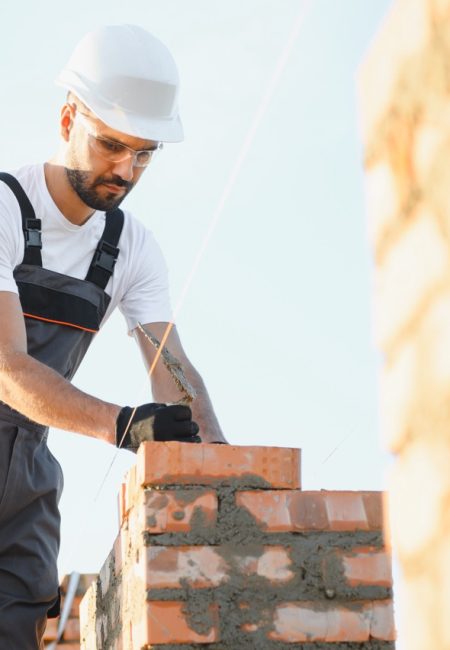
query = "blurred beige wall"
(359, 0, 450, 647)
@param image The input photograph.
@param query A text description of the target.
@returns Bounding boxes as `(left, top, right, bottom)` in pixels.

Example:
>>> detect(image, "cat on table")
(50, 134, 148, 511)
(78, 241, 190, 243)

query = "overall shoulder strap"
(85, 208, 125, 289)
(0, 172, 42, 266)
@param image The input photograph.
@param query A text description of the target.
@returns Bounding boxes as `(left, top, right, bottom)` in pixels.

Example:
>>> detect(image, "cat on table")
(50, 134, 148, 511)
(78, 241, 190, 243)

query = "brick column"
(359, 0, 450, 647)
(80, 443, 394, 649)
(44, 574, 96, 649)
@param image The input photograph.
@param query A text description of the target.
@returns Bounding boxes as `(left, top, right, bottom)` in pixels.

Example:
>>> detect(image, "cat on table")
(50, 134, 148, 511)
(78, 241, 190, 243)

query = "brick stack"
(79, 442, 394, 649)
(44, 574, 96, 649)
(359, 0, 450, 647)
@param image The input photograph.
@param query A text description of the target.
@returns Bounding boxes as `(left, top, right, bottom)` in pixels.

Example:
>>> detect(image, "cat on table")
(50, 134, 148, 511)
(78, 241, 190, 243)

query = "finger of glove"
(162, 404, 193, 421)
(153, 419, 199, 441)
(179, 434, 202, 443)
(129, 415, 198, 445)
(134, 403, 166, 421)
(153, 408, 197, 431)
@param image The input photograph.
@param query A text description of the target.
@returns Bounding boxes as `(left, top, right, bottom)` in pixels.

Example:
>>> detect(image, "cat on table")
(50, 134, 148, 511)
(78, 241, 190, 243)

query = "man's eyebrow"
(98, 133, 124, 145)
(98, 132, 159, 151)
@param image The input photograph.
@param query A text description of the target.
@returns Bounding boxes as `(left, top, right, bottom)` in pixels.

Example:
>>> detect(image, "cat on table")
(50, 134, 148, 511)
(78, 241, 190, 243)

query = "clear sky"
(0, 0, 392, 576)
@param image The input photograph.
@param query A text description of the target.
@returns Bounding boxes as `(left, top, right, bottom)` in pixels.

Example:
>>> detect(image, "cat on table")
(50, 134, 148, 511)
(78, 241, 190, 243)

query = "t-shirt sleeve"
(118, 227, 173, 332)
(0, 185, 23, 294)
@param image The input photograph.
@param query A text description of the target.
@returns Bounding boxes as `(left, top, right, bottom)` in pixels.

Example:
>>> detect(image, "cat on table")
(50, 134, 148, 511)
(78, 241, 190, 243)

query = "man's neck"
(44, 161, 95, 225)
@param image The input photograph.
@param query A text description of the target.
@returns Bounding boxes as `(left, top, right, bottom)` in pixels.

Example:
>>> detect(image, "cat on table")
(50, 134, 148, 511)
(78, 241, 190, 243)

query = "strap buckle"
(25, 218, 42, 249)
(92, 241, 119, 273)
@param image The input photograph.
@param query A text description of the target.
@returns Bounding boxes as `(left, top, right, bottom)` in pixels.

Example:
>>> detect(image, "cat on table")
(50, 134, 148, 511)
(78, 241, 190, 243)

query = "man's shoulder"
(120, 208, 159, 247)
(117, 209, 167, 275)
(0, 164, 43, 198)
(3, 163, 41, 183)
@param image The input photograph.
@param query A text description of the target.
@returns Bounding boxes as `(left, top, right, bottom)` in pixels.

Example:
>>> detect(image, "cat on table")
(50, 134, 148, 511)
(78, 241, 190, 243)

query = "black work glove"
(116, 403, 201, 452)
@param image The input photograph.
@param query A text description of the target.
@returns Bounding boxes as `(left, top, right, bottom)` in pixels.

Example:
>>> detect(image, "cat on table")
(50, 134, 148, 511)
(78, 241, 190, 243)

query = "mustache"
(95, 176, 133, 191)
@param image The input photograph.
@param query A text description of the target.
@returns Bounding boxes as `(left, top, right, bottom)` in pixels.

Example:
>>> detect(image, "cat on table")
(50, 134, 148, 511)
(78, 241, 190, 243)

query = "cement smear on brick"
(94, 554, 123, 648)
(149, 642, 395, 649)
(143, 483, 390, 648)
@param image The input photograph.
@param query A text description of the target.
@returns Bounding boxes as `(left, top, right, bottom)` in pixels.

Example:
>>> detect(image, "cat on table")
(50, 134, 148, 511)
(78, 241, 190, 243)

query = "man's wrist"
(200, 431, 228, 444)
(104, 403, 122, 445)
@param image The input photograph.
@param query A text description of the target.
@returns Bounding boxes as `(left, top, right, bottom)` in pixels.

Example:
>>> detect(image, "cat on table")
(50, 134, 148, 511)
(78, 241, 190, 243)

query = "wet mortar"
(146, 637, 395, 650)
(141, 480, 391, 649)
(94, 554, 123, 648)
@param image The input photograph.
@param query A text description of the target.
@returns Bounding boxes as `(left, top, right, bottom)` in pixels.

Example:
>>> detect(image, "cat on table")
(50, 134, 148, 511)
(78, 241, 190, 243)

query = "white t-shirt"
(0, 164, 172, 331)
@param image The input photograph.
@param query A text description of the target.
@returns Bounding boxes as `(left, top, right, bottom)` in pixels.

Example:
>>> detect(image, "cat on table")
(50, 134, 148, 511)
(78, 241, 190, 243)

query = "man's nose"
(111, 155, 135, 181)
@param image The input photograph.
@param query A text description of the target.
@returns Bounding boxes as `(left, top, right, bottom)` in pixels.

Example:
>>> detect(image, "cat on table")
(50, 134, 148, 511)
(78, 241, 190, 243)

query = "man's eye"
(98, 138, 124, 153)
(136, 151, 152, 164)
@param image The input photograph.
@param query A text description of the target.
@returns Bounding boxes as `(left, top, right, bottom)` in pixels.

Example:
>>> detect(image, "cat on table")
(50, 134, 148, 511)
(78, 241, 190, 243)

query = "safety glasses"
(74, 112, 163, 168)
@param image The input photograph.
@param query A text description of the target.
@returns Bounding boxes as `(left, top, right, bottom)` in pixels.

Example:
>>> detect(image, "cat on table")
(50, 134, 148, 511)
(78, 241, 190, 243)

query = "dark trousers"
(0, 414, 63, 649)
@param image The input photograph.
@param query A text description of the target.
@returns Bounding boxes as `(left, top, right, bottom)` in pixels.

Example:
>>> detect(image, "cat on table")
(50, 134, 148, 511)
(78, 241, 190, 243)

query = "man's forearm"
(187, 371, 226, 443)
(151, 363, 227, 443)
(0, 350, 119, 443)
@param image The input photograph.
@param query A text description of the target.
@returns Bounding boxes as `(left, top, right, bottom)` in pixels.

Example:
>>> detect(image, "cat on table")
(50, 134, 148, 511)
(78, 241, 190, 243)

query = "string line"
(61, 0, 313, 577)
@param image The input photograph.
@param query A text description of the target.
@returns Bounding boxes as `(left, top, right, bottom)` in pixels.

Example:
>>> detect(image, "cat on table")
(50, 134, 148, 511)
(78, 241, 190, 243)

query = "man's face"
(64, 107, 159, 212)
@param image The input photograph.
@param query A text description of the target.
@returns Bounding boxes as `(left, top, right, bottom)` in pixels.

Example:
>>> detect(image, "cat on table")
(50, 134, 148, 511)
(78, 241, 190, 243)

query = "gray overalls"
(0, 173, 124, 649)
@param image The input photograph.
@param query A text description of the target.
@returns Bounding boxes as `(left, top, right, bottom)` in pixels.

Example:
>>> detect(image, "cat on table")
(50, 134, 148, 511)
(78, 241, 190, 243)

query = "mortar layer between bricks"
(146, 485, 389, 647)
(146, 639, 394, 650)
(91, 480, 393, 649)
(94, 556, 122, 646)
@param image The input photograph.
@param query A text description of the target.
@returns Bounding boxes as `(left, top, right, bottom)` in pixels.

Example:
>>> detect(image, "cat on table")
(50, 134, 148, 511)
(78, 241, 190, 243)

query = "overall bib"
(0, 173, 124, 649)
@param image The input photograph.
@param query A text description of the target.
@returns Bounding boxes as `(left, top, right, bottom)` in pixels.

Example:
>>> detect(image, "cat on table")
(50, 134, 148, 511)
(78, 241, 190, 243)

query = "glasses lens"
(90, 136, 128, 161)
(90, 135, 160, 167)
(134, 150, 152, 167)
(78, 113, 161, 168)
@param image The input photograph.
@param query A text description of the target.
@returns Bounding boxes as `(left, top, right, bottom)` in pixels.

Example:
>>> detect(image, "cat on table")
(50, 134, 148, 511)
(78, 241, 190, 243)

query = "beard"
(65, 168, 134, 212)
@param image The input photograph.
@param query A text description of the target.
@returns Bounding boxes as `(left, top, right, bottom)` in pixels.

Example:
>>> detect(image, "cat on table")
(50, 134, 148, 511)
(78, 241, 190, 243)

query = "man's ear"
(60, 104, 74, 142)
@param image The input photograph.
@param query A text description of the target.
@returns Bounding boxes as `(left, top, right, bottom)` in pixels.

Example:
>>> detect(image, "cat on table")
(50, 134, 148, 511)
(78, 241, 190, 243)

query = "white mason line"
(62, 0, 314, 589)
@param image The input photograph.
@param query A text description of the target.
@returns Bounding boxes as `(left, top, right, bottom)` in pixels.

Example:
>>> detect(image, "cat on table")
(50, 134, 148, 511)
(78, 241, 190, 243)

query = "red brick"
(267, 600, 394, 642)
(62, 617, 80, 641)
(119, 464, 139, 523)
(113, 532, 123, 576)
(146, 545, 294, 589)
(146, 601, 219, 644)
(269, 602, 368, 642)
(144, 488, 218, 533)
(137, 442, 301, 488)
(237, 491, 299, 531)
(324, 493, 370, 530)
(236, 491, 384, 532)
(118, 480, 127, 523)
(43, 617, 58, 641)
(236, 546, 294, 583)
(371, 600, 396, 640)
(147, 546, 227, 588)
(341, 547, 392, 587)
(362, 492, 384, 529)
(69, 595, 82, 618)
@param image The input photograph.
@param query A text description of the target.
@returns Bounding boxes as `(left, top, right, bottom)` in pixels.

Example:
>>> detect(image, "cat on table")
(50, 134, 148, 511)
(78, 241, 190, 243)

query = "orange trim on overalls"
(23, 312, 98, 334)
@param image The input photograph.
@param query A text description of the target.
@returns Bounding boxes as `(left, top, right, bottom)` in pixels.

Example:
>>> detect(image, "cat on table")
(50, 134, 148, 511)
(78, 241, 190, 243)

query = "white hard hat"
(55, 24, 183, 142)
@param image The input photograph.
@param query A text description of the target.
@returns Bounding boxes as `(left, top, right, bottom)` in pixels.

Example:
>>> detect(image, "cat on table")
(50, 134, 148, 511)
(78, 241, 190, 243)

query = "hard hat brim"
(56, 76, 184, 143)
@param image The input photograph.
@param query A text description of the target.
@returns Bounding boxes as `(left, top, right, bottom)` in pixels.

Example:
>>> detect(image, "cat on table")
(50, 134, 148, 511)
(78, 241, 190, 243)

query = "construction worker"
(0, 24, 226, 648)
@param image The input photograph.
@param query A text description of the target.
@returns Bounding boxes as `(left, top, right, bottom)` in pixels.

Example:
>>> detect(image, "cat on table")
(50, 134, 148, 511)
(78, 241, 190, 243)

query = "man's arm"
(134, 322, 227, 443)
(0, 291, 119, 443)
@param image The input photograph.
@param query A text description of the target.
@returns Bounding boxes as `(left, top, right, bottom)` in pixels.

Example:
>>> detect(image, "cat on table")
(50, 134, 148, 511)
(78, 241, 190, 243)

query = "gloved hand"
(116, 403, 201, 452)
